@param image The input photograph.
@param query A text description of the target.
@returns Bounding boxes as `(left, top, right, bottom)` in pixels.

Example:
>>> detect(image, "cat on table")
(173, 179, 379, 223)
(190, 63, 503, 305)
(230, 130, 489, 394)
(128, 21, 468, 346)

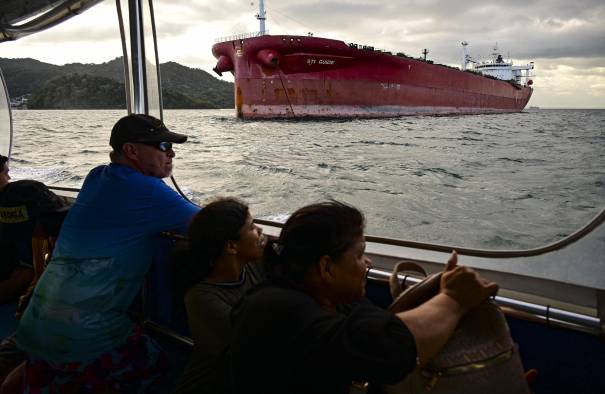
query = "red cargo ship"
(212, 4, 534, 119)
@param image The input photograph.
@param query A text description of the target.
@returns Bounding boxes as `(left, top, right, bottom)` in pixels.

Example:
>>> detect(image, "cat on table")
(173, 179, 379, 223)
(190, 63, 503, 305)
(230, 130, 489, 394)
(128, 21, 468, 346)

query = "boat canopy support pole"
(116, 0, 162, 119)
(0, 66, 13, 158)
(128, 0, 147, 115)
(116, 0, 191, 201)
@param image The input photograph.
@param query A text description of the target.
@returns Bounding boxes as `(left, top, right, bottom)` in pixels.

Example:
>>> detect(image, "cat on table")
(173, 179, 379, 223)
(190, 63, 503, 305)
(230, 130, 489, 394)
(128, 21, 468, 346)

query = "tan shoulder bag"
(383, 261, 531, 394)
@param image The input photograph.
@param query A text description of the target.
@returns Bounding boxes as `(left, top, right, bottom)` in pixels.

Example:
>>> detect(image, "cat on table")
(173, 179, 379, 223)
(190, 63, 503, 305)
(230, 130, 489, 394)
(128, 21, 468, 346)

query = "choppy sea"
(7, 108, 605, 250)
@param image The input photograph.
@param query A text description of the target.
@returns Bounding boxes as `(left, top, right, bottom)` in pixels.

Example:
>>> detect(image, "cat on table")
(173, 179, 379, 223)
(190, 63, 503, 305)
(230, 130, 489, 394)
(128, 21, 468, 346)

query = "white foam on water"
(9, 166, 68, 185)
(261, 213, 290, 224)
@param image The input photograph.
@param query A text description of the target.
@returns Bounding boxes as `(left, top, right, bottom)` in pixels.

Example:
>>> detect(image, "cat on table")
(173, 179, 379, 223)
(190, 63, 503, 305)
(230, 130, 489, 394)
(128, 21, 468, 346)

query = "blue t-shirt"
(16, 163, 200, 362)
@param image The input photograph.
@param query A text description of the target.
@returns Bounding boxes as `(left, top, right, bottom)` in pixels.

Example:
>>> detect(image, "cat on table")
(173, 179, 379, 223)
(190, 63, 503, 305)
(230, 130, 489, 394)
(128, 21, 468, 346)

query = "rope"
(278, 70, 295, 118)
(170, 175, 193, 204)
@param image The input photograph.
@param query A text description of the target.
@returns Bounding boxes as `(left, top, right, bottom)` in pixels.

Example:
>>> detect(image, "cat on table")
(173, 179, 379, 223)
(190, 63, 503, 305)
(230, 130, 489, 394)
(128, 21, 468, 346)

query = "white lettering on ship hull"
(380, 83, 401, 90)
(307, 59, 336, 65)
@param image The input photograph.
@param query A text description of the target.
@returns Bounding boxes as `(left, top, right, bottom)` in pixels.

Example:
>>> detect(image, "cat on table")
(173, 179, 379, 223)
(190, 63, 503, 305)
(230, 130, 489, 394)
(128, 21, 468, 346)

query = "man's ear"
(121, 143, 139, 161)
(225, 240, 238, 255)
(318, 255, 334, 282)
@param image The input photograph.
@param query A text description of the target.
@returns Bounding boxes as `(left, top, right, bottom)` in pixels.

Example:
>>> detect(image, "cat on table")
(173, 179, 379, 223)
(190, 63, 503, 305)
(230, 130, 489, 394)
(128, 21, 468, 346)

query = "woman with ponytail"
(171, 197, 265, 394)
(229, 200, 498, 394)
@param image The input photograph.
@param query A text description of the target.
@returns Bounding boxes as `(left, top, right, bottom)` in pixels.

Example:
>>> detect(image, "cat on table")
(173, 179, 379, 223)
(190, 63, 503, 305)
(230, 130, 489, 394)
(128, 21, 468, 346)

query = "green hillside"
(28, 74, 125, 109)
(0, 57, 234, 109)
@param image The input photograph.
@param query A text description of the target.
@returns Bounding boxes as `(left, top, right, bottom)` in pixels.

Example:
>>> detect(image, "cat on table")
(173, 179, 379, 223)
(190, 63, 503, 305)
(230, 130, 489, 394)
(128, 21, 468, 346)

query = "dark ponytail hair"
(265, 200, 365, 284)
(172, 197, 249, 296)
(0, 155, 7, 169)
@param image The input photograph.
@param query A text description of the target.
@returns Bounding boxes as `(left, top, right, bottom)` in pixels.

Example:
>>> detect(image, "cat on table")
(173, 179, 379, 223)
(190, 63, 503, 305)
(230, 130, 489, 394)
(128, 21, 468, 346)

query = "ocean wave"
(354, 140, 415, 147)
(413, 167, 464, 180)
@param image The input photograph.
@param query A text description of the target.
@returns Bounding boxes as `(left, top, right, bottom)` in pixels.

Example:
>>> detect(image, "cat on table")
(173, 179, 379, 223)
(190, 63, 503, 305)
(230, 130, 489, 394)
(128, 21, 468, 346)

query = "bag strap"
(389, 271, 442, 313)
(388, 260, 428, 300)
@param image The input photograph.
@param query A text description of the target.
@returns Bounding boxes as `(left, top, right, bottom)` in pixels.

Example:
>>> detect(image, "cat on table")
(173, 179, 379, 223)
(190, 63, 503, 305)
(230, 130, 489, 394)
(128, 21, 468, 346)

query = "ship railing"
(214, 30, 269, 43)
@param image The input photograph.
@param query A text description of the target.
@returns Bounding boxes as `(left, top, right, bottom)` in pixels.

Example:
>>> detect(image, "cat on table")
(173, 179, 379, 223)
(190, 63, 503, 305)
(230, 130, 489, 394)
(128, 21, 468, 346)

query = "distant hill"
(0, 57, 234, 109)
(27, 73, 211, 110)
(28, 74, 125, 109)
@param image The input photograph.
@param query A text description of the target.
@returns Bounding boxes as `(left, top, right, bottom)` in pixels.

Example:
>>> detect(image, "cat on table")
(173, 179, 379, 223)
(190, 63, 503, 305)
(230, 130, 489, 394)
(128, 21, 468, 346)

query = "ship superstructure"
(463, 42, 534, 87)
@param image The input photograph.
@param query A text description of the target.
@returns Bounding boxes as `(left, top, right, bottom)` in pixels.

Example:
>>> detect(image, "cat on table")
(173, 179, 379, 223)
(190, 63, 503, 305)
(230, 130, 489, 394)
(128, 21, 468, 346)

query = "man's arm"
(150, 181, 200, 233)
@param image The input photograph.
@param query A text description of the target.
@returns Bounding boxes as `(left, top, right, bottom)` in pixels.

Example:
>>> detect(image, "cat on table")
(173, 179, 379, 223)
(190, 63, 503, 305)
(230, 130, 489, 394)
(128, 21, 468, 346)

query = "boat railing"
(365, 269, 602, 334)
(214, 30, 269, 43)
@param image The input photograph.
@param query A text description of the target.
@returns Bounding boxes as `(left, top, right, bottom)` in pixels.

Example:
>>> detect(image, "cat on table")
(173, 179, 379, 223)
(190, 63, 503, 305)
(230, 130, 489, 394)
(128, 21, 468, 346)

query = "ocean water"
(8, 108, 605, 250)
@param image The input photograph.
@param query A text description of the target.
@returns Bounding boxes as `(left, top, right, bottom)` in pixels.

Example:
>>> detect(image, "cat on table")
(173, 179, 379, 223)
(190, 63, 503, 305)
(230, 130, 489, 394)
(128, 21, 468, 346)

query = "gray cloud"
(105, 0, 604, 65)
(262, 0, 605, 63)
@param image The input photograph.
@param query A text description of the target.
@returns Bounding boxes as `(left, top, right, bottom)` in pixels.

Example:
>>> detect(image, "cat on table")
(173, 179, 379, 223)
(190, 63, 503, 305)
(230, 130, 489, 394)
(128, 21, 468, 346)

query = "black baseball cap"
(109, 114, 187, 150)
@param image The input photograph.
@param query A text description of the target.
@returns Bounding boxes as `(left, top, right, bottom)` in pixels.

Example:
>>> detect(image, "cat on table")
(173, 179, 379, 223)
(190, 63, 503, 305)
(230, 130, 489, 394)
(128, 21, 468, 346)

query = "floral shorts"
(23, 324, 168, 394)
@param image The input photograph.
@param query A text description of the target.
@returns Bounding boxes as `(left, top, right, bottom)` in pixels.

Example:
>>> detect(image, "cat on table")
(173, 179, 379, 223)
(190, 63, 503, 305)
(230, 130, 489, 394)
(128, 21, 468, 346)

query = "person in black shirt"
(0, 154, 70, 389)
(0, 154, 70, 304)
(230, 201, 498, 394)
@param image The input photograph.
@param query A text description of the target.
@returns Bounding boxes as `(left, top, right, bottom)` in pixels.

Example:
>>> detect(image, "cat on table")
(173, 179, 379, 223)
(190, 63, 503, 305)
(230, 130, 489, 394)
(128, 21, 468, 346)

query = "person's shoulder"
(8, 179, 45, 187)
(239, 283, 315, 314)
(85, 164, 110, 177)
(184, 282, 220, 305)
(85, 164, 160, 190)
(0, 180, 59, 205)
(3, 179, 47, 193)
(186, 282, 232, 303)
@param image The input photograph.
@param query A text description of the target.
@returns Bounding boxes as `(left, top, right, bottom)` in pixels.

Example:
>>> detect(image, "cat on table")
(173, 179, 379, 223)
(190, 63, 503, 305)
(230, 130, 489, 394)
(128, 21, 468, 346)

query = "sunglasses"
(141, 141, 173, 152)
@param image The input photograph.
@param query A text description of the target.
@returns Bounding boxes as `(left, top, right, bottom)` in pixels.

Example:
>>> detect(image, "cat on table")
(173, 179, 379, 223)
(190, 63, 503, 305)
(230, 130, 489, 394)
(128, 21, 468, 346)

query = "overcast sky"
(2, 0, 604, 108)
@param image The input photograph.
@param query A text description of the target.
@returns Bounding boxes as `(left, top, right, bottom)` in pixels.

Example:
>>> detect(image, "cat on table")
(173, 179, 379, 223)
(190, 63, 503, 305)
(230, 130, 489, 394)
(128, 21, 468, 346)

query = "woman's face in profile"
(235, 213, 265, 262)
(328, 234, 372, 304)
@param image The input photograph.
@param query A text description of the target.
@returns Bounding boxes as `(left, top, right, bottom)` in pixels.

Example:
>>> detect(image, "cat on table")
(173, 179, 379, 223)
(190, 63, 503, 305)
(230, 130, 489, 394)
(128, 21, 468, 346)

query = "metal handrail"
(46, 186, 604, 332)
(366, 268, 602, 333)
(256, 207, 605, 258)
(49, 184, 604, 258)
(144, 320, 194, 347)
(47, 185, 80, 192)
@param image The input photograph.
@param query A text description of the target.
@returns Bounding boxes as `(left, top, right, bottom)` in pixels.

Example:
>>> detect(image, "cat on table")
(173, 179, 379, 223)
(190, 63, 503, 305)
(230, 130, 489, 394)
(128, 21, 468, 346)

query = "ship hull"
(213, 35, 533, 119)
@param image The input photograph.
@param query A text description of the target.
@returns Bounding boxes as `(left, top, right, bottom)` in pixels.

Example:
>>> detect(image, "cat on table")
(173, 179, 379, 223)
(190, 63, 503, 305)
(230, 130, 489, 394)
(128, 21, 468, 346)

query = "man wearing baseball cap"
(16, 114, 200, 391)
